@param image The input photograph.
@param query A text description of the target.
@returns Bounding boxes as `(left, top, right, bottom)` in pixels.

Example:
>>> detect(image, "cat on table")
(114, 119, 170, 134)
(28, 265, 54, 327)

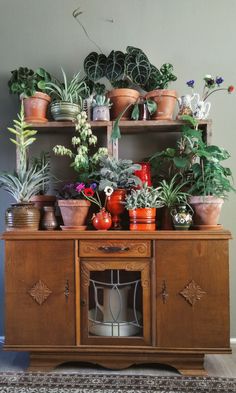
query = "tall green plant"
(0, 105, 50, 202)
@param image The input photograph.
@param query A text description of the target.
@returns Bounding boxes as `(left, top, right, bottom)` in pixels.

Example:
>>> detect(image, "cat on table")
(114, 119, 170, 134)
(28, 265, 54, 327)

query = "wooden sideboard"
(2, 229, 231, 375)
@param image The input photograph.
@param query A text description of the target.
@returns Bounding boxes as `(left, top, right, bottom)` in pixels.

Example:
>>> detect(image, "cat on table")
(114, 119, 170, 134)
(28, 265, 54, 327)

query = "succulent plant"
(125, 183, 164, 210)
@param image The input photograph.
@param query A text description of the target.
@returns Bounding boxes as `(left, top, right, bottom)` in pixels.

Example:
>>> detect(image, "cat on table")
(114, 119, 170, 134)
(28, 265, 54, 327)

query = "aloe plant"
(0, 105, 50, 202)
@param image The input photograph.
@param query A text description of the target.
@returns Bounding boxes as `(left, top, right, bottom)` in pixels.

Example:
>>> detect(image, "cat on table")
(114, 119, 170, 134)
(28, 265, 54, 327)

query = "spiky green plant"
(0, 105, 50, 202)
(41, 68, 88, 105)
(158, 174, 190, 208)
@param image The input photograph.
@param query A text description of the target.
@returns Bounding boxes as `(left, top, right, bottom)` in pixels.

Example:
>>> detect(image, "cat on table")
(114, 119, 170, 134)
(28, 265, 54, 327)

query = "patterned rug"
(0, 372, 235, 392)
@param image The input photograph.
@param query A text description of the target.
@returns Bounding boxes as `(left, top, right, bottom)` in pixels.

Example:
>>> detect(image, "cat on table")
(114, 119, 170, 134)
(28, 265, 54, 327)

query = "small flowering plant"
(60, 182, 113, 211)
(186, 75, 234, 101)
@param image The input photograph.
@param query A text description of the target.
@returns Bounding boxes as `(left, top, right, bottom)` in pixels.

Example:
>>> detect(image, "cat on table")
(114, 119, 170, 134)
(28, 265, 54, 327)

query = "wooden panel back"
(5, 240, 76, 346)
(156, 239, 230, 349)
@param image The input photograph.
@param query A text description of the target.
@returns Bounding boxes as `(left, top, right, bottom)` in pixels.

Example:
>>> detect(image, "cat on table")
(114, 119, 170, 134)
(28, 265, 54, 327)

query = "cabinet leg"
(169, 354, 207, 376)
(28, 354, 62, 372)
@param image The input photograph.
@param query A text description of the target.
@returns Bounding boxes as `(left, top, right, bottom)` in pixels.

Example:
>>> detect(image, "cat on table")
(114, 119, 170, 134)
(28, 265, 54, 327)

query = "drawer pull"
(98, 246, 130, 253)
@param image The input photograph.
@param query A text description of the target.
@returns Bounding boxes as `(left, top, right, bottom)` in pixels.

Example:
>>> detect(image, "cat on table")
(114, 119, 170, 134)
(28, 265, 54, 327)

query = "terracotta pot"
(5, 202, 40, 231)
(145, 90, 177, 120)
(30, 195, 56, 210)
(134, 162, 152, 186)
(92, 209, 112, 230)
(129, 207, 156, 231)
(107, 88, 140, 120)
(106, 189, 127, 229)
(50, 102, 80, 121)
(189, 196, 224, 226)
(58, 199, 91, 228)
(22, 92, 51, 123)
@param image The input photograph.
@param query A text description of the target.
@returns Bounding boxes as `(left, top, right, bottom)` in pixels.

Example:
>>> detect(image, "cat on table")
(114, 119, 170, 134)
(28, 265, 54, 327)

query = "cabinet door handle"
(161, 280, 169, 304)
(98, 246, 130, 253)
(64, 279, 69, 301)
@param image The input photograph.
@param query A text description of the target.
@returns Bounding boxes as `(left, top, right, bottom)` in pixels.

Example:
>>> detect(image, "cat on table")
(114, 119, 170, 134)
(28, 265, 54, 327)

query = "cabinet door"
(156, 239, 230, 349)
(80, 258, 151, 346)
(5, 240, 75, 346)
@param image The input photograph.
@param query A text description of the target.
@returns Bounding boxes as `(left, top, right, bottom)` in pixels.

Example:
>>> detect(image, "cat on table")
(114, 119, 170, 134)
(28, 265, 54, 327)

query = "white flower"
(104, 186, 114, 196)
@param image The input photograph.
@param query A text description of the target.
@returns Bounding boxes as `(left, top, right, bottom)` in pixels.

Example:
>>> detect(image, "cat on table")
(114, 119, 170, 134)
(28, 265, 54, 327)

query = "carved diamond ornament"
(180, 280, 206, 306)
(28, 280, 52, 305)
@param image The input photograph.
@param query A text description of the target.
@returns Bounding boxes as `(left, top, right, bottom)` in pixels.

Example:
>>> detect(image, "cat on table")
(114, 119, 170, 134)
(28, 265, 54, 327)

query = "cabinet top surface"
(1, 229, 232, 240)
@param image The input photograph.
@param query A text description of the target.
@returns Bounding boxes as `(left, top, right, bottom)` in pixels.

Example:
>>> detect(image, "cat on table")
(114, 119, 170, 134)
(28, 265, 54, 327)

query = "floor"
(0, 343, 236, 377)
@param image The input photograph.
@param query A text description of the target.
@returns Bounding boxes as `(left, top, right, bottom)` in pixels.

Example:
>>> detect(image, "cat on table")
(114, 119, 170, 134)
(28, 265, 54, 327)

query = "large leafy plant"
(8, 67, 51, 97)
(125, 183, 163, 209)
(97, 156, 141, 190)
(0, 106, 50, 202)
(84, 46, 177, 92)
(150, 115, 235, 198)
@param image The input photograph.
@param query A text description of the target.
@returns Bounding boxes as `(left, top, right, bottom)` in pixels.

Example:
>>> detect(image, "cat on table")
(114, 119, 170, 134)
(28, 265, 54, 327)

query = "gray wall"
(0, 0, 236, 336)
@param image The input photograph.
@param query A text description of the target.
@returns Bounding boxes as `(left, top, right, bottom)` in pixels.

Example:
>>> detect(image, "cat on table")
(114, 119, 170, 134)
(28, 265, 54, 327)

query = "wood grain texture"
(5, 240, 76, 346)
(3, 233, 231, 376)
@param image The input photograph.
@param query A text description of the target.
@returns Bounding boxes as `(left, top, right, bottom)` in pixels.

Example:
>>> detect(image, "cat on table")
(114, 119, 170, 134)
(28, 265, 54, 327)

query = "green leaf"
(181, 114, 198, 128)
(84, 52, 107, 82)
(105, 50, 125, 83)
(131, 103, 139, 120)
(146, 99, 157, 115)
(173, 156, 189, 168)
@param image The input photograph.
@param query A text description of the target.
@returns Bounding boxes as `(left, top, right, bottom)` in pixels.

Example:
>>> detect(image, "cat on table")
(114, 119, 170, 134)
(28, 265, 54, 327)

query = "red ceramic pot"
(92, 209, 112, 230)
(129, 207, 156, 231)
(134, 162, 152, 186)
(106, 189, 127, 229)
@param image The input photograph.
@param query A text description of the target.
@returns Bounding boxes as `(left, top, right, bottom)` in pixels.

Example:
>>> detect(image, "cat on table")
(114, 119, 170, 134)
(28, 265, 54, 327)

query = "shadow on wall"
(0, 73, 20, 335)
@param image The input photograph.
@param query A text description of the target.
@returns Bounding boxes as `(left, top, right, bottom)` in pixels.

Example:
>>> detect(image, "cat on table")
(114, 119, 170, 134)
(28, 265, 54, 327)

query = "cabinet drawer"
(79, 240, 151, 258)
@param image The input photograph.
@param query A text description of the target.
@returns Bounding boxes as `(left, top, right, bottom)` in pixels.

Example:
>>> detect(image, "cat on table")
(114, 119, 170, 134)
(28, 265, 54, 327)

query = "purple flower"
(63, 183, 75, 190)
(75, 183, 85, 193)
(90, 182, 97, 190)
(216, 76, 224, 86)
(186, 80, 195, 88)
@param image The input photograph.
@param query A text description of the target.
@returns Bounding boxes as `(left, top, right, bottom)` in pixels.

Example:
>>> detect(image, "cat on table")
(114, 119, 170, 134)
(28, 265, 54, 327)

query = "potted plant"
(92, 93, 112, 121)
(8, 66, 52, 123)
(84, 46, 177, 122)
(41, 68, 89, 121)
(97, 156, 141, 229)
(181, 116, 235, 228)
(125, 183, 163, 231)
(0, 105, 50, 230)
(157, 174, 191, 229)
(53, 111, 108, 228)
(29, 151, 57, 228)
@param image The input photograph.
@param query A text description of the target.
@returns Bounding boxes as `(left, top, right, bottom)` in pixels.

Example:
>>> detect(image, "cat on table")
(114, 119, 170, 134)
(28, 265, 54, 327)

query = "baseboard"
(230, 337, 236, 344)
(0, 336, 236, 346)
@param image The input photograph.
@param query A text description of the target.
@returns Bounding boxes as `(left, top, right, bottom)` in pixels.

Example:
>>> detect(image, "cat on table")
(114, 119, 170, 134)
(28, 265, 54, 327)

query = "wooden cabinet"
(5, 239, 75, 346)
(156, 239, 230, 349)
(2, 230, 231, 375)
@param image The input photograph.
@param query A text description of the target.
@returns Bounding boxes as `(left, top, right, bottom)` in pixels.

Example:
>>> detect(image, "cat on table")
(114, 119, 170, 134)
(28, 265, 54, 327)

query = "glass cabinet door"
(80, 259, 151, 345)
